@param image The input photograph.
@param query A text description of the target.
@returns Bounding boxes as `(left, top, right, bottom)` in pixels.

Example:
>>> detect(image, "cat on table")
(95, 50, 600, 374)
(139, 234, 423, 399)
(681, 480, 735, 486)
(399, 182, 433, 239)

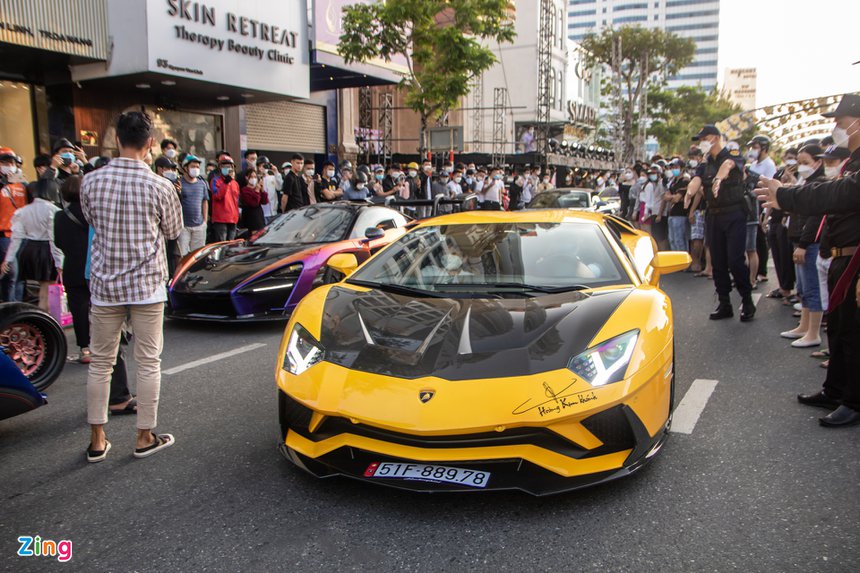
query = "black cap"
(154, 156, 177, 170)
(821, 94, 860, 118)
(817, 145, 851, 160)
(52, 138, 75, 154)
(692, 124, 720, 141)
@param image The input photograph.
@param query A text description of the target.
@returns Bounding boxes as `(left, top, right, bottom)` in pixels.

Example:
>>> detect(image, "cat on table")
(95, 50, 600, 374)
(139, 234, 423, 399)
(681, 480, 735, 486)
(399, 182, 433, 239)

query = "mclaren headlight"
(283, 323, 325, 375)
(568, 330, 639, 387)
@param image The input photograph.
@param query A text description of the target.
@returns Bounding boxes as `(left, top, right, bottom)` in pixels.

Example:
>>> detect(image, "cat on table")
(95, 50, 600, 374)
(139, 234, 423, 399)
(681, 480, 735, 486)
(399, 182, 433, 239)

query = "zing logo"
(418, 390, 435, 403)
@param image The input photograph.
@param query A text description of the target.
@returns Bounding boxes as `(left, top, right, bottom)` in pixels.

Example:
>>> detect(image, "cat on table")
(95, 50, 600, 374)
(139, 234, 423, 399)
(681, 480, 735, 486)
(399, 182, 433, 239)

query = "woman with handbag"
(0, 179, 62, 311)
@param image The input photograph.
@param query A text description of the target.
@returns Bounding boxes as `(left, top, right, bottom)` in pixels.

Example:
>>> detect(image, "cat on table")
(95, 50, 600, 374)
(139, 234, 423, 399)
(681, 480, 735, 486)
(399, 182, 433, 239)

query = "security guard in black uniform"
(756, 93, 860, 427)
(685, 124, 755, 322)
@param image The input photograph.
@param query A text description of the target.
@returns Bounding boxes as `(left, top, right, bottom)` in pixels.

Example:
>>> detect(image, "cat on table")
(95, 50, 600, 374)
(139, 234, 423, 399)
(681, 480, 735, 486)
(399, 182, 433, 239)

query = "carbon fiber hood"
(319, 286, 632, 380)
(175, 242, 322, 292)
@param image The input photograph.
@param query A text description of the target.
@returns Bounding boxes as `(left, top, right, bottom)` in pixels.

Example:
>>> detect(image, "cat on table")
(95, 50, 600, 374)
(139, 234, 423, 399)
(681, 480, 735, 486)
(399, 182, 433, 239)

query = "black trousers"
(707, 209, 752, 299)
(768, 225, 795, 291)
(822, 256, 860, 409)
(756, 225, 769, 277)
(65, 283, 90, 349)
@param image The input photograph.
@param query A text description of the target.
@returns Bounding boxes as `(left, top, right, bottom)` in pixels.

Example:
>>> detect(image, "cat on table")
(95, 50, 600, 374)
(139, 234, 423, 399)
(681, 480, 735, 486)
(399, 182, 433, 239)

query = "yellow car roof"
(416, 209, 606, 227)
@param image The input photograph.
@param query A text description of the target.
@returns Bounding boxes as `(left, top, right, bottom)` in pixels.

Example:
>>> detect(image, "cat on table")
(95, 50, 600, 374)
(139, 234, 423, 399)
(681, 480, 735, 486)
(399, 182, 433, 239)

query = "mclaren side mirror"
(327, 253, 359, 277)
(364, 227, 386, 241)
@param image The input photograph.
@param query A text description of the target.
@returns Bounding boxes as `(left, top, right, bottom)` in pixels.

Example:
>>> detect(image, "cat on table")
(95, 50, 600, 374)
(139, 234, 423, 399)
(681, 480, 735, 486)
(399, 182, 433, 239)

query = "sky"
(717, 0, 860, 107)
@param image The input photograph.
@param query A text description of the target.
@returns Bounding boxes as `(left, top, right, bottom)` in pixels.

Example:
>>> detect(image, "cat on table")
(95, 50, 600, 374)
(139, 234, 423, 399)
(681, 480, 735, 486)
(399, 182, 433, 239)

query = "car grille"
(170, 292, 236, 317)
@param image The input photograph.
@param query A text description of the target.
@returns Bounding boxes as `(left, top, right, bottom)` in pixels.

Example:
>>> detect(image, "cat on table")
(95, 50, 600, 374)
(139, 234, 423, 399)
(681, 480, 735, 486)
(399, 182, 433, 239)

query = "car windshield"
(253, 206, 353, 245)
(530, 192, 591, 209)
(348, 222, 629, 293)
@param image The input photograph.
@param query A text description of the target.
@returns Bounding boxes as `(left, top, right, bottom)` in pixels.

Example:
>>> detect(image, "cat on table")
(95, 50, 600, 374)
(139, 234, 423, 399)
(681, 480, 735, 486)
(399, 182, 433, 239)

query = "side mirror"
(648, 251, 692, 285)
(364, 227, 386, 241)
(327, 253, 359, 277)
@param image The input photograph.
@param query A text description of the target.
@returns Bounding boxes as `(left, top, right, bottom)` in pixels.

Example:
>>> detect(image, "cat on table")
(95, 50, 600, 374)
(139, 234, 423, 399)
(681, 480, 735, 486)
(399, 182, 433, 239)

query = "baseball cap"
(692, 124, 721, 141)
(817, 145, 851, 160)
(52, 138, 76, 154)
(821, 94, 860, 118)
(154, 156, 177, 170)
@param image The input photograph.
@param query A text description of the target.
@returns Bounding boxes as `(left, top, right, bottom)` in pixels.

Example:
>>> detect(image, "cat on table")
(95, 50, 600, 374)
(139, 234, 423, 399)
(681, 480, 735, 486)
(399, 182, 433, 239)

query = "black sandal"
(109, 398, 137, 416)
(86, 441, 111, 463)
(134, 433, 175, 459)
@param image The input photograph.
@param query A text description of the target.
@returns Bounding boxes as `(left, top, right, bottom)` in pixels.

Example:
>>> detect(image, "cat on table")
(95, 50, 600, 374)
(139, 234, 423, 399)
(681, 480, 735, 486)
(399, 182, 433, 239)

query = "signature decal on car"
(512, 380, 598, 416)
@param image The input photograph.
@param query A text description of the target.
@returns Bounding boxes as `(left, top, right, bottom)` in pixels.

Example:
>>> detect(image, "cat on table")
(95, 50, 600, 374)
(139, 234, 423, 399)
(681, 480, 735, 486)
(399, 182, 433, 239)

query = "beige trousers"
(87, 303, 164, 429)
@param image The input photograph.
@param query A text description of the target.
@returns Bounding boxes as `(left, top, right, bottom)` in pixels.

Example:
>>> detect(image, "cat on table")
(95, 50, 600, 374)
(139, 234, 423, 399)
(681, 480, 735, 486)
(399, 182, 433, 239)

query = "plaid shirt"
(81, 157, 182, 304)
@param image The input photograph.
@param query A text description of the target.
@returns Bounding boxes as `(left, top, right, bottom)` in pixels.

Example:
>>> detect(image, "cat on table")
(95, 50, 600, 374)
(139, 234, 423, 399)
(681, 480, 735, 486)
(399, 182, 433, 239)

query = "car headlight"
(283, 323, 325, 375)
(568, 330, 639, 387)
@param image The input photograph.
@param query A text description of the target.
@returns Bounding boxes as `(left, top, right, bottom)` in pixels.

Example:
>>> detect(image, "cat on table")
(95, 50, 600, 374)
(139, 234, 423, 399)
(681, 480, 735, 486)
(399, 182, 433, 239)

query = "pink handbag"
(48, 280, 73, 328)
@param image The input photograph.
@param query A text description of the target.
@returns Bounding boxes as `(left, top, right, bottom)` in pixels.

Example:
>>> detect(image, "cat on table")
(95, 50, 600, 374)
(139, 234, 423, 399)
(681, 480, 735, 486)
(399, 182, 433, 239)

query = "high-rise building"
(567, 0, 720, 91)
(722, 67, 757, 111)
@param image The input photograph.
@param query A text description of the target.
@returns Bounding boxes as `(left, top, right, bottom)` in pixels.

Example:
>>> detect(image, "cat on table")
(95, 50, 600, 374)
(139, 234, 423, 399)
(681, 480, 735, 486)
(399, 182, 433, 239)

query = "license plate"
(364, 462, 490, 488)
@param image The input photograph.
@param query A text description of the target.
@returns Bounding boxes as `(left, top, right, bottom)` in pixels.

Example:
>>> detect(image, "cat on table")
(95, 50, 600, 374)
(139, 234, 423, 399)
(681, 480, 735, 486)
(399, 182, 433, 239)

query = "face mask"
(325, 169, 335, 178)
(165, 149, 177, 159)
(375, 174, 384, 180)
(454, 176, 462, 183)
(543, 178, 550, 183)
(784, 159, 797, 166)
(60, 152, 75, 164)
(248, 160, 257, 168)
(796, 164, 815, 179)
(698, 140, 713, 155)
(356, 183, 366, 190)
(248, 178, 258, 187)
(221, 167, 232, 176)
(688, 160, 699, 168)
(597, 177, 604, 185)
(638, 176, 647, 184)
(305, 169, 315, 177)
(747, 149, 759, 161)
(423, 166, 432, 174)
(831, 126, 850, 149)
(0, 165, 15, 175)
(648, 174, 658, 182)
(408, 170, 417, 178)
(188, 167, 201, 178)
(163, 171, 177, 181)
(465, 177, 473, 184)
(824, 164, 842, 179)
(492, 174, 502, 181)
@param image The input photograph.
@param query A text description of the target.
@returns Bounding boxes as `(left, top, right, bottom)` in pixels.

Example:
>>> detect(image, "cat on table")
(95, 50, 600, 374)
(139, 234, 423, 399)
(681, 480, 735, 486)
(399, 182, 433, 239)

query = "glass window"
(0, 81, 36, 181)
(253, 205, 354, 245)
(100, 107, 223, 160)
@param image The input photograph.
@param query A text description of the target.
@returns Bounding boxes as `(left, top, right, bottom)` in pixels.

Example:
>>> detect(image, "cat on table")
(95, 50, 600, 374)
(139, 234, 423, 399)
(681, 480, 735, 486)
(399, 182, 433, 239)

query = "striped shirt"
(81, 157, 182, 305)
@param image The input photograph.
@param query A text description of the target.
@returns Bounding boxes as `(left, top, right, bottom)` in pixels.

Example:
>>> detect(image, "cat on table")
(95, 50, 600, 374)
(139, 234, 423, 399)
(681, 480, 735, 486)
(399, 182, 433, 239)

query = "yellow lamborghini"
(275, 210, 691, 495)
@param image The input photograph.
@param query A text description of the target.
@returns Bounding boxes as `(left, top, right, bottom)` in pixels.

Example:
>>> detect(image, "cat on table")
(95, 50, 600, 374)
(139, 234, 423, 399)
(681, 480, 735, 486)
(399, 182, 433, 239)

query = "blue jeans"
(0, 236, 21, 302)
(795, 243, 822, 312)
(668, 216, 690, 252)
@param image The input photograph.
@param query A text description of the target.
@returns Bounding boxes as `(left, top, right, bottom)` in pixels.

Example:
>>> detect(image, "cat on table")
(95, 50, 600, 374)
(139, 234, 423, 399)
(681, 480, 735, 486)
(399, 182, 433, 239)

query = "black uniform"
(283, 170, 308, 211)
(777, 148, 860, 410)
(695, 146, 752, 300)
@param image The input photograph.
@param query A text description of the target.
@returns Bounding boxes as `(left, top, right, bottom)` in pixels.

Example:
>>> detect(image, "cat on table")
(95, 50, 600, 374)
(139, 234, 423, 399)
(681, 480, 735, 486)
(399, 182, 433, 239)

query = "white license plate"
(364, 462, 490, 488)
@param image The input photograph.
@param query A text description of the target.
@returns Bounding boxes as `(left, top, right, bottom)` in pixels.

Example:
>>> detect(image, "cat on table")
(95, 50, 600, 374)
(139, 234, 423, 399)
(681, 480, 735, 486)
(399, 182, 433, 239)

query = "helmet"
(0, 147, 17, 162)
(357, 164, 370, 176)
(256, 155, 270, 165)
(747, 135, 771, 152)
(340, 160, 354, 172)
(355, 171, 368, 184)
(407, 161, 419, 170)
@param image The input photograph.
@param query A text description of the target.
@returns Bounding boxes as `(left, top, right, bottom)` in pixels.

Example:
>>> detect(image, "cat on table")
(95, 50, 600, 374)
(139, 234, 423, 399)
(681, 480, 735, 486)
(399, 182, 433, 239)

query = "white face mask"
(163, 171, 177, 181)
(325, 169, 335, 178)
(824, 164, 843, 179)
(248, 178, 258, 187)
(698, 140, 713, 155)
(796, 164, 815, 179)
(747, 149, 759, 161)
(0, 165, 15, 175)
(784, 159, 797, 166)
(305, 169, 314, 177)
(831, 125, 851, 149)
(188, 167, 201, 178)
(688, 159, 699, 168)
(165, 149, 177, 159)
(408, 170, 417, 178)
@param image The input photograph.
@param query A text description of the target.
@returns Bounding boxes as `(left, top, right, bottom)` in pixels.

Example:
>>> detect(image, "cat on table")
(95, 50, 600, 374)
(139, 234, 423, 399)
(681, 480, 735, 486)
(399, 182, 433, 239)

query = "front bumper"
(167, 291, 295, 322)
(278, 389, 668, 496)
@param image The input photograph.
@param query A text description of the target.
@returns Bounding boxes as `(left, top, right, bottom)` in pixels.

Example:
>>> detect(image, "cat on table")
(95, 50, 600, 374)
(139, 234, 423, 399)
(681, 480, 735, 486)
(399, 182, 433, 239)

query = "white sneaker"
(793, 302, 802, 311)
(791, 338, 821, 348)
(780, 330, 804, 339)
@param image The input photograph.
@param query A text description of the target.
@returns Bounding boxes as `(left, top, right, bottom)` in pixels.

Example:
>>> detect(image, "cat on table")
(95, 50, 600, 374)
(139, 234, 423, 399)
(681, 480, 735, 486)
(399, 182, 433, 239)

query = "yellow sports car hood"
(317, 285, 633, 380)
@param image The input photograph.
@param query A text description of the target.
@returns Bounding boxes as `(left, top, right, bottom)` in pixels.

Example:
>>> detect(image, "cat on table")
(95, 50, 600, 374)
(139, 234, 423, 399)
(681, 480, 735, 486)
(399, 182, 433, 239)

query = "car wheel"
(0, 304, 67, 391)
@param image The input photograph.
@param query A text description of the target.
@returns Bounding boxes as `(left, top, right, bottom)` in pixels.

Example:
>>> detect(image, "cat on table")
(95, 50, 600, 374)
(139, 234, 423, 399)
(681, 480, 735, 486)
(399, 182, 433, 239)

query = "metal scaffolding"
(492, 87, 508, 167)
(535, 0, 553, 167)
(379, 92, 393, 165)
(471, 72, 483, 152)
(358, 86, 373, 129)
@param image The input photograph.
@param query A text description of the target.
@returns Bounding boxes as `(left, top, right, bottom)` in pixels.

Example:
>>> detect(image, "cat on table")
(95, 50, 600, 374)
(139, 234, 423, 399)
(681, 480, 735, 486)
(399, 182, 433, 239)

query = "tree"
(579, 26, 695, 163)
(647, 86, 751, 156)
(338, 0, 515, 155)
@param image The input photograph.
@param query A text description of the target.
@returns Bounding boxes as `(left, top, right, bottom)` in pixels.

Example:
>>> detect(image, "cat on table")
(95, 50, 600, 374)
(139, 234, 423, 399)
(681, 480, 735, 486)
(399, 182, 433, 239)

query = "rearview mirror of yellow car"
(648, 251, 692, 285)
(327, 253, 359, 278)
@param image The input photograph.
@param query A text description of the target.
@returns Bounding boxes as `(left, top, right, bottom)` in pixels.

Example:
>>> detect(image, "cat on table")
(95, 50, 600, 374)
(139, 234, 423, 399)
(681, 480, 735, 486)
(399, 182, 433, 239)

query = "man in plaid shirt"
(80, 111, 183, 463)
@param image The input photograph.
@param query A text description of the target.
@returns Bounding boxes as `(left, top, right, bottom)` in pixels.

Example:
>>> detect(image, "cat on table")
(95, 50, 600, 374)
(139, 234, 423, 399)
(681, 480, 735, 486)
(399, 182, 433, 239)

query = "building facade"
(567, 0, 720, 91)
(721, 67, 756, 111)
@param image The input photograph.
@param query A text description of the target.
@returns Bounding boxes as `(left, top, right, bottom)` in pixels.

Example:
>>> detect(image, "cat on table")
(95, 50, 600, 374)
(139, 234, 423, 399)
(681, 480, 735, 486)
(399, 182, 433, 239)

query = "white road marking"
(670, 379, 719, 435)
(163, 343, 268, 376)
(752, 293, 762, 306)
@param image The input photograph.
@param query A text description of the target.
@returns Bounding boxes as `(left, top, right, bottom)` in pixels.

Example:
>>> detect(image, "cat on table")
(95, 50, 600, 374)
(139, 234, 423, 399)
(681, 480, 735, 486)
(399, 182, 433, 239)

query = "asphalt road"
(2, 270, 859, 572)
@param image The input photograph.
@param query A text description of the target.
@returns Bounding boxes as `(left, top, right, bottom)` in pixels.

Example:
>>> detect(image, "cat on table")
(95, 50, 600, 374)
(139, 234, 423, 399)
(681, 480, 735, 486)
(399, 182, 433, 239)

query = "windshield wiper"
(346, 279, 443, 298)
(434, 282, 592, 294)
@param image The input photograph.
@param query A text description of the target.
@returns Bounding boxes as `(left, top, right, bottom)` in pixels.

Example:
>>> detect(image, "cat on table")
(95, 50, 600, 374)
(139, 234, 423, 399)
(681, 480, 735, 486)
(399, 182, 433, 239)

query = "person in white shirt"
(746, 135, 776, 288)
(479, 167, 504, 209)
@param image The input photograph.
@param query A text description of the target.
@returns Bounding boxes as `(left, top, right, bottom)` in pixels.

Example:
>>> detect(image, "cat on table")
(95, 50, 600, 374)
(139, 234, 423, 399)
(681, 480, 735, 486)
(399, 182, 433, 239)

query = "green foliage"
(338, 0, 515, 150)
(647, 86, 749, 156)
(579, 26, 696, 162)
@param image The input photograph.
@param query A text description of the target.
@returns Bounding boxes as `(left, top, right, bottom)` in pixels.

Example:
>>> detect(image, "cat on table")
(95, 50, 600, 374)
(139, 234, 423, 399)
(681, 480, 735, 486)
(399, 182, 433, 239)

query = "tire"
(0, 303, 67, 391)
